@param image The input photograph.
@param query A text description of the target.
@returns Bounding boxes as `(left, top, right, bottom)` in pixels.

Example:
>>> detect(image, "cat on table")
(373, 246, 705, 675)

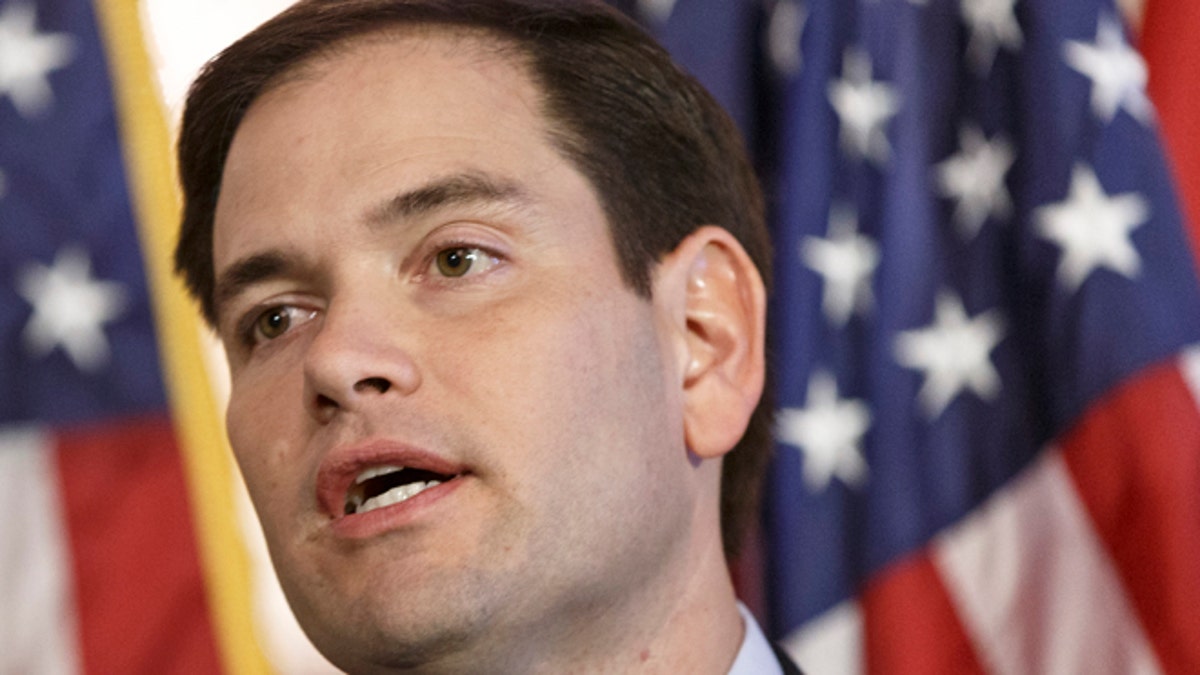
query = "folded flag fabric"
(0, 1, 266, 672)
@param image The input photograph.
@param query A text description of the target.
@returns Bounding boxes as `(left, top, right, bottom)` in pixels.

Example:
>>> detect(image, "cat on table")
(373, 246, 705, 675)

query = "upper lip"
(315, 439, 466, 519)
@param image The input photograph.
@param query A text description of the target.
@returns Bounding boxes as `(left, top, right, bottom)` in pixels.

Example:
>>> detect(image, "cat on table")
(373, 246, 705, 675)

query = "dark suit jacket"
(771, 642, 804, 675)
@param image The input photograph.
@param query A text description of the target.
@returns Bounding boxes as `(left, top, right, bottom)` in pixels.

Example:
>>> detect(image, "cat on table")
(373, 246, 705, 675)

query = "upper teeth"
(356, 465, 404, 484)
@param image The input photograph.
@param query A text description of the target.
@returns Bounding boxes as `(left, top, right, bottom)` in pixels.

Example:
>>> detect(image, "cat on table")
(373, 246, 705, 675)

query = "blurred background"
(2, 0, 1197, 672)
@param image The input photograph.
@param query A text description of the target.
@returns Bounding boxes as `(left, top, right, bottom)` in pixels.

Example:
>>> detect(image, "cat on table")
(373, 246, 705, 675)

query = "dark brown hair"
(175, 0, 773, 558)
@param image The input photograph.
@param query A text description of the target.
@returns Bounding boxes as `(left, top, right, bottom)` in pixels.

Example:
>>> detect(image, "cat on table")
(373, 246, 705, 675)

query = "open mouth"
(343, 465, 457, 516)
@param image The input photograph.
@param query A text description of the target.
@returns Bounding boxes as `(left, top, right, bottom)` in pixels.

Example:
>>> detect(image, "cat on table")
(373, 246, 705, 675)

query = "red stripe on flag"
(1142, 0, 1200, 263)
(1060, 359, 1200, 674)
(861, 551, 988, 675)
(55, 415, 223, 674)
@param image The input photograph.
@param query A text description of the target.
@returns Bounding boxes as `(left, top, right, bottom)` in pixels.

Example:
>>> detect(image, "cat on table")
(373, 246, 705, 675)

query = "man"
(174, 1, 794, 672)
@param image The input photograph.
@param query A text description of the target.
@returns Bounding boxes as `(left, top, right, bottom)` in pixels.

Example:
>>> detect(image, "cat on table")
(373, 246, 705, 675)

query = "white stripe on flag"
(781, 598, 864, 675)
(932, 448, 1161, 675)
(1179, 343, 1200, 409)
(0, 427, 81, 675)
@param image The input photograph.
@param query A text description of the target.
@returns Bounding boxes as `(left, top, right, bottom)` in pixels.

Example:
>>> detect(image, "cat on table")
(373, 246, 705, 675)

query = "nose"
(302, 302, 421, 423)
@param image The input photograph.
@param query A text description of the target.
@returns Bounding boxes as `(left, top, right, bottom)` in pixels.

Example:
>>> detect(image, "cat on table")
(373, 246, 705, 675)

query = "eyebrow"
(212, 171, 531, 319)
(365, 170, 531, 228)
(213, 250, 297, 321)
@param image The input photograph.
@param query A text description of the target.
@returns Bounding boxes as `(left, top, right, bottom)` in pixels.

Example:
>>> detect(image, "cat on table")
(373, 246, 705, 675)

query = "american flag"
(618, 0, 1200, 672)
(0, 0, 266, 672)
(4, 0, 1198, 672)
(1143, 0, 1200, 264)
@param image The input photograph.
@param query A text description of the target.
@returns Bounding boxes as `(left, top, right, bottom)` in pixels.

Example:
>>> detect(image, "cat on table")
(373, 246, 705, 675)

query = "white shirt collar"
(728, 602, 783, 675)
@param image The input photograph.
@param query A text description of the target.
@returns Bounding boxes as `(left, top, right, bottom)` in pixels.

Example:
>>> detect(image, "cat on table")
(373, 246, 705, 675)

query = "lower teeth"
(357, 480, 442, 515)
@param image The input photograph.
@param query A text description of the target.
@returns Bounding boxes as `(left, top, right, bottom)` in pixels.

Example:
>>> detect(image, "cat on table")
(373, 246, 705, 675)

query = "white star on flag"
(1034, 164, 1149, 293)
(828, 48, 900, 166)
(894, 291, 1006, 420)
(1064, 14, 1153, 124)
(0, 2, 76, 119)
(777, 370, 871, 492)
(767, 0, 806, 77)
(961, 0, 1023, 74)
(637, 0, 677, 24)
(17, 245, 128, 373)
(802, 206, 879, 327)
(936, 126, 1015, 240)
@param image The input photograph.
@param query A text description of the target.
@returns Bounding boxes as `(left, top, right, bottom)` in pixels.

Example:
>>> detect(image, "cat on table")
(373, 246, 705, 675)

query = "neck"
(611, 533, 744, 674)
(527, 463, 744, 674)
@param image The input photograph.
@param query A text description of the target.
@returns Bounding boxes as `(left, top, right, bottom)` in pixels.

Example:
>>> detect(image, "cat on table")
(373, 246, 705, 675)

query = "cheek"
(487, 306, 692, 572)
(452, 290, 681, 488)
(224, 368, 307, 523)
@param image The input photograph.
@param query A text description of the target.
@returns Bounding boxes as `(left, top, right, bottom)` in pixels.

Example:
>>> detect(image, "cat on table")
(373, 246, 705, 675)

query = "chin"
(285, 570, 500, 673)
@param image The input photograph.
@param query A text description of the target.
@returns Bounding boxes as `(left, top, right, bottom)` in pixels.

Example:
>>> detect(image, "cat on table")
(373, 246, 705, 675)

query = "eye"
(432, 246, 498, 278)
(246, 305, 316, 345)
(256, 306, 291, 340)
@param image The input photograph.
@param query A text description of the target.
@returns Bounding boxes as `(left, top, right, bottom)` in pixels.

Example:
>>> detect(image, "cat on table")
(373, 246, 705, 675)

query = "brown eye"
(435, 247, 477, 277)
(255, 306, 291, 340)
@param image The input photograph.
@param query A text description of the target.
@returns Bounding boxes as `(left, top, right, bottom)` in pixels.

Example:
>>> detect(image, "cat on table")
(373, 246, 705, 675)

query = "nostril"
(315, 393, 339, 410)
(355, 377, 391, 394)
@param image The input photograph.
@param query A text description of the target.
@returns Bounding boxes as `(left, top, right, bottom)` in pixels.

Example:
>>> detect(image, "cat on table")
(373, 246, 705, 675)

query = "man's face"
(211, 32, 701, 671)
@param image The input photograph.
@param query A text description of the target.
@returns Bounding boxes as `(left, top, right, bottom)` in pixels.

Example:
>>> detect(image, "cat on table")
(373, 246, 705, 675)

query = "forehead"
(212, 29, 579, 261)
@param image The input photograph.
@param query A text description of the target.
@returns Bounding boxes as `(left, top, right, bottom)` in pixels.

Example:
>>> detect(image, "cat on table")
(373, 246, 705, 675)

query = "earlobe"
(656, 227, 766, 461)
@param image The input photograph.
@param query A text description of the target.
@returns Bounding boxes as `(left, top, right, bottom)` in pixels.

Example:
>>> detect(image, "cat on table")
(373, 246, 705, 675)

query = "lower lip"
(328, 476, 465, 540)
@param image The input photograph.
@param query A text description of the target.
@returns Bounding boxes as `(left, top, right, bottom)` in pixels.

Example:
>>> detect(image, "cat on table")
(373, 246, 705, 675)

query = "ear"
(653, 226, 766, 461)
